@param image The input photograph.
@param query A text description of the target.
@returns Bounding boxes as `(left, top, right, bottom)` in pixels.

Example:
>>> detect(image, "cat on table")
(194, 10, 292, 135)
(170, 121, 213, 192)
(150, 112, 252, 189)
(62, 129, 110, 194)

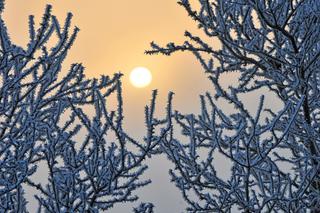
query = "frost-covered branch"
(0, 2, 160, 212)
(148, 0, 320, 212)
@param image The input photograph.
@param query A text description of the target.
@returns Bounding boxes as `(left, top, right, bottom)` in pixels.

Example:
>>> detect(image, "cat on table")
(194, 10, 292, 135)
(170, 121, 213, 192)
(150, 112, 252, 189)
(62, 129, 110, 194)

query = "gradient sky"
(3, 1, 214, 135)
(2, 1, 220, 212)
(3, 1, 284, 212)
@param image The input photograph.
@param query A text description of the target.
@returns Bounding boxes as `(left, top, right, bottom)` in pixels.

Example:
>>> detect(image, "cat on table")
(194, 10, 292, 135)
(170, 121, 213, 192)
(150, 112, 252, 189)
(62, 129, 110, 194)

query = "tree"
(0, 1, 161, 212)
(147, 0, 320, 212)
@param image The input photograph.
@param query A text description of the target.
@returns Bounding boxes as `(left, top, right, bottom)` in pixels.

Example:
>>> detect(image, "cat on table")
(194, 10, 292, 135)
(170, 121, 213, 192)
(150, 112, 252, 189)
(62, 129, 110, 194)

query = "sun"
(129, 67, 152, 88)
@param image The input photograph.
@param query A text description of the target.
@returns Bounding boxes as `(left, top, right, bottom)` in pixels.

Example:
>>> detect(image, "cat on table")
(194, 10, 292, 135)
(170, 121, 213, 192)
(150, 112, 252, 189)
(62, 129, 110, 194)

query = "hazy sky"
(2, 1, 284, 212)
(3, 1, 213, 133)
(2, 1, 218, 212)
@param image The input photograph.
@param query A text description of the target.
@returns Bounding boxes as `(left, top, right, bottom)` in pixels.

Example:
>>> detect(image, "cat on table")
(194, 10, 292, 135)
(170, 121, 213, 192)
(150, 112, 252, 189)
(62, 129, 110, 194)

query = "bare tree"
(0, 2, 161, 212)
(147, 0, 320, 212)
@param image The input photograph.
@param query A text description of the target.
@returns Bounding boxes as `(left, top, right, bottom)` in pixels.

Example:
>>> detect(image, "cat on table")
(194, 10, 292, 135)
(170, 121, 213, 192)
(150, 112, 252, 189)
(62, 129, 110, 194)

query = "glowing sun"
(129, 67, 152, 88)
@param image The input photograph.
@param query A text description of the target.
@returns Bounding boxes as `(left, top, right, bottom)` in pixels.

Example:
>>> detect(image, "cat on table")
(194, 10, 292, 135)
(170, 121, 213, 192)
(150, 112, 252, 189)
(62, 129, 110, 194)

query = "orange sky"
(3, 0, 213, 138)
(2, 1, 283, 212)
(2, 1, 217, 212)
